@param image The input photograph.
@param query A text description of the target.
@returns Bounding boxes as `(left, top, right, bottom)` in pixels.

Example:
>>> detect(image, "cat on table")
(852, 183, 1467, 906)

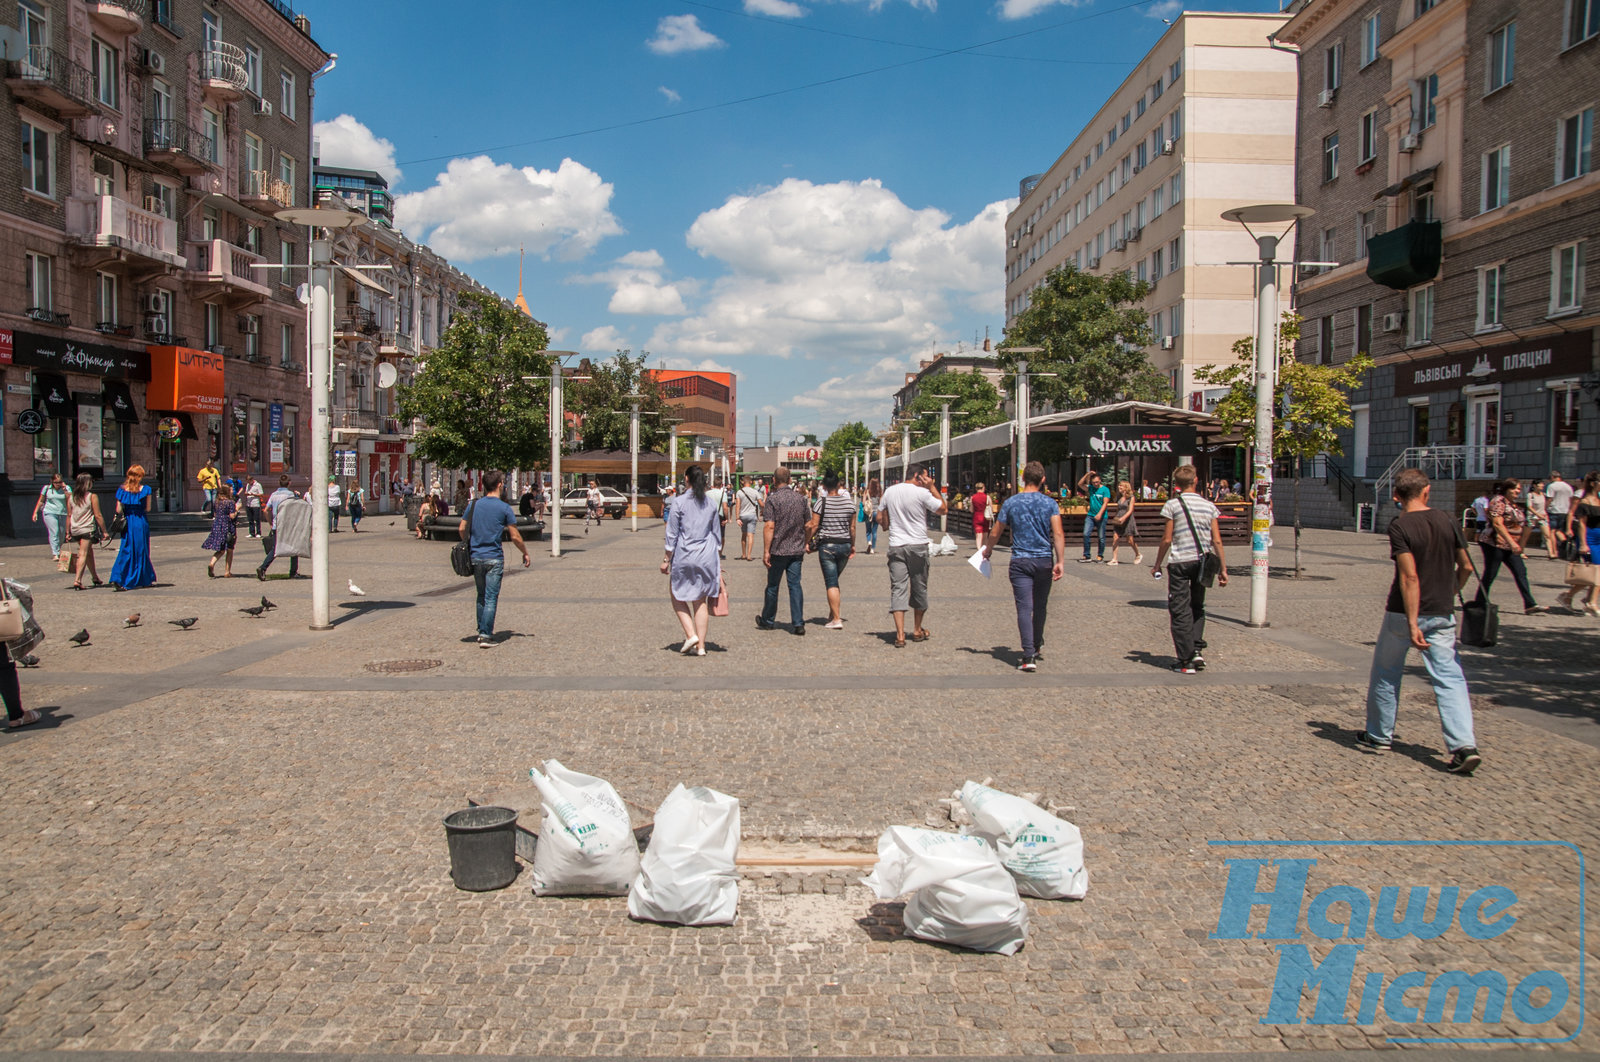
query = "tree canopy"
(1194, 312, 1373, 461)
(397, 292, 552, 471)
(900, 370, 1006, 442)
(567, 351, 674, 453)
(999, 263, 1170, 409)
(816, 421, 874, 479)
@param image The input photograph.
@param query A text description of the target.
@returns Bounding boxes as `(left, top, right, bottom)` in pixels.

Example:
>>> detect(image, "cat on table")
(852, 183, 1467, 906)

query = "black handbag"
(109, 512, 126, 539)
(1176, 495, 1223, 587)
(450, 501, 477, 578)
(1456, 539, 1498, 648)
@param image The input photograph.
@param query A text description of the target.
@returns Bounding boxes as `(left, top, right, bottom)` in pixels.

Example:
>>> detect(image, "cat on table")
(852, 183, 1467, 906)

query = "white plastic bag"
(959, 781, 1088, 900)
(529, 759, 641, 896)
(862, 826, 1028, 955)
(936, 533, 958, 556)
(628, 784, 741, 925)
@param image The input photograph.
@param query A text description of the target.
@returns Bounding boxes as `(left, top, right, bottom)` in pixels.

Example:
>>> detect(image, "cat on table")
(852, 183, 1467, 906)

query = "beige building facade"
(1004, 12, 1297, 409)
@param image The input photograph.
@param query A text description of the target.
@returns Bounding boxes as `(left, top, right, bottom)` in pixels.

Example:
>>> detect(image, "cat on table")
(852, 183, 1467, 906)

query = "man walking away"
(257, 475, 302, 581)
(1151, 465, 1228, 673)
(458, 470, 530, 647)
(1546, 471, 1574, 559)
(1077, 470, 1111, 562)
(880, 465, 947, 648)
(737, 477, 764, 561)
(758, 468, 810, 634)
(1359, 468, 1481, 775)
(983, 461, 1064, 672)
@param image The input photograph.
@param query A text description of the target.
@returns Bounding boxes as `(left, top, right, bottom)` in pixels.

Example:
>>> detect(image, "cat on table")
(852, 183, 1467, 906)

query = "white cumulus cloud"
(648, 14, 725, 54)
(313, 114, 401, 186)
(745, 0, 805, 16)
(581, 325, 629, 351)
(575, 249, 691, 317)
(996, 0, 1086, 19)
(393, 156, 622, 262)
(659, 86, 682, 103)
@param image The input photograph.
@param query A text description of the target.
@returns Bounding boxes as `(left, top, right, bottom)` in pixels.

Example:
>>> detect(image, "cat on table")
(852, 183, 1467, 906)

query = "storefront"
(357, 438, 419, 514)
(145, 346, 225, 513)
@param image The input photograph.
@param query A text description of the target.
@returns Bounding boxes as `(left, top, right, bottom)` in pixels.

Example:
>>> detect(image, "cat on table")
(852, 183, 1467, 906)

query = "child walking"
(203, 484, 240, 577)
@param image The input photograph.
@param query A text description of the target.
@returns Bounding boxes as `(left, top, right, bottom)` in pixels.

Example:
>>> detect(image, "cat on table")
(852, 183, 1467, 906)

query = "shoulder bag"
(450, 501, 478, 578)
(1176, 495, 1223, 587)
(710, 570, 730, 616)
(1454, 526, 1498, 648)
(0, 581, 24, 641)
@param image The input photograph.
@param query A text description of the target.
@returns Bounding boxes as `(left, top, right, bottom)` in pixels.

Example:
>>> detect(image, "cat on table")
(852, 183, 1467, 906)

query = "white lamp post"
(1000, 347, 1045, 484)
(1222, 203, 1315, 629)
(929, 395, 967, 533)
(527, 353, 583, 557)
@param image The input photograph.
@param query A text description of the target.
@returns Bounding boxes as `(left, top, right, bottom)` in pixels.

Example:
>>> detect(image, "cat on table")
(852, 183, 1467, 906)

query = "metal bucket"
(443, 806, 518, 891)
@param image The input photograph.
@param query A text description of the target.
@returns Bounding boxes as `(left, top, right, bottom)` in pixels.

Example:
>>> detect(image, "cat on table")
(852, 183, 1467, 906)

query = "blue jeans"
(761, 554, 804, 627)
(1082, 514, 1106, 559)
(865, 519, 877, 551)
(203, 488, 216, 513)
(1365, 611, 1476, 752)
(816, 542, 850, 589)
(1008, 556, 1055, 657)
(473, 558, 505, 638)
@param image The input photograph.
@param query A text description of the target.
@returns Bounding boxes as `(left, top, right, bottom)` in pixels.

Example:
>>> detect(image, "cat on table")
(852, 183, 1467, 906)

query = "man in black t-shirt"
(1360, 468, 1481, 775)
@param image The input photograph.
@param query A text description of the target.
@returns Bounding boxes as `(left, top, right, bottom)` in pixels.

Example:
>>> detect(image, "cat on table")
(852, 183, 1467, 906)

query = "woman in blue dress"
(109, 465, 157, 591)
(661, 465, 722, 657)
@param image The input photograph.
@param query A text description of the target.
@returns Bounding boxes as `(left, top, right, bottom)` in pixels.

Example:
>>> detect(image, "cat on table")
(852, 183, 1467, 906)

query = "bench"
(420, 515, 545, 542)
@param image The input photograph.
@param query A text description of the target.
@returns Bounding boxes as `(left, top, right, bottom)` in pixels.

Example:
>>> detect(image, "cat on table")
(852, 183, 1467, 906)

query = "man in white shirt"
(1546, 472, 1574, 559)
(736, 477, 765, 562)
(585, 482, 602, 533)
(1151, 464, 1228, 673)
(878, 466, 947, 648)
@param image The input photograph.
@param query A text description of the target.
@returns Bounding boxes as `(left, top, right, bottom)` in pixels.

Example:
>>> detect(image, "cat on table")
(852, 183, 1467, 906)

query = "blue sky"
(301, 0, 1276, 444)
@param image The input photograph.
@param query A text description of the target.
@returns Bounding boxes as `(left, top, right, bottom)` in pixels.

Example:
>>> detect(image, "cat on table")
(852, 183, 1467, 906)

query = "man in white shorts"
(736, 476, 765, 561)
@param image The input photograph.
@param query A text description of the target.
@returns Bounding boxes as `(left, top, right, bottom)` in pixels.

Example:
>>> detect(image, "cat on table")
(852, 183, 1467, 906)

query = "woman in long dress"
(661, 465, 722, 657)
(108, 465, 156, 591)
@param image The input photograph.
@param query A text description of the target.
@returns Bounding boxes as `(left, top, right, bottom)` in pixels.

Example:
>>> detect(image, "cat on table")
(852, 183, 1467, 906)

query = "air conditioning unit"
(1113, 238, 1127, 252)
(1127, 227, 1142, 243)
(146, 314, 168, 334)
(145, 50, 165, 74)
(253, 98, 273, 117)
(1160, 336, 1175, 350)
(1088, 256, 1102, 270)
(238, 316, 259, 334)
(143, 195, 167, 216)
(1161, 139, 1175, 155)
(1317, 88, 1337, 107)
(1399, 132, 1421, 153)
(1381, 313, 1404, 333)
(1132, 163, 1142, 175)
(143, 293, 166, 313)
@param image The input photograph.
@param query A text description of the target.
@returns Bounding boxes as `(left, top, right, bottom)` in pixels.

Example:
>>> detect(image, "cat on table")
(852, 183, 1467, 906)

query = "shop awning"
(102, 380, 140, 424)
(1373, 165, 1438, 200)
(340, 265, 390, 295)
(34, 372, 76, 418)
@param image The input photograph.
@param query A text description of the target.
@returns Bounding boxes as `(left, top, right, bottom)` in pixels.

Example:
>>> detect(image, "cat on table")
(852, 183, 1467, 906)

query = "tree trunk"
(1293, 468, 1303, 577)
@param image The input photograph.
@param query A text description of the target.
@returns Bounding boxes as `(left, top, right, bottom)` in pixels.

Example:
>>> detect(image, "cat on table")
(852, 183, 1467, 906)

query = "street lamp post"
(901, 422, 911, 481)
(929, 396, 967, 533)
(1222, 204, 1315, 629)
(529, 353, 583, 558)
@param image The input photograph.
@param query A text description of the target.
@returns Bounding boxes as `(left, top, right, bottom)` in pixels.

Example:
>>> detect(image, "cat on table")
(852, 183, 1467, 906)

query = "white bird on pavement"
(348, 579, 366, 596)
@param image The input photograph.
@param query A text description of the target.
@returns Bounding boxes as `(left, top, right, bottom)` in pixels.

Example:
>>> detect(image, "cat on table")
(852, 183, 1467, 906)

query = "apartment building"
(313, 162, 391, 228)
(1003, 12, 1297, 409)
(647, 368, 737, 457)
(1281, 0, 1599, 504)
(891, 347, 1003, 421)
(0, 0, 329, 527)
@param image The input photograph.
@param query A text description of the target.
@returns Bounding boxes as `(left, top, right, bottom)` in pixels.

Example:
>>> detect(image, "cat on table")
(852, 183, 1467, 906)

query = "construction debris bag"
(529, 759, 641, 896)
(862, 826, 1028, 955)
(958, 781, 1088, 900)
(628, 784, 740, 926)
(935, 533, 959, 556)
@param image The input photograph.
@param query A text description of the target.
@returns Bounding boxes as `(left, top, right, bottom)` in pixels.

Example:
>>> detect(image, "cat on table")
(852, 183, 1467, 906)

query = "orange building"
(648, 369, 737, 455)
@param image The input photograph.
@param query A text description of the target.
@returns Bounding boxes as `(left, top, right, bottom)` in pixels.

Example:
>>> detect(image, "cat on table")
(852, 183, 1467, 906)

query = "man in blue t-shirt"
(457, 470, 530, 647)
(983, 461, 1065, 672)
(1077, 470, 1112, 561)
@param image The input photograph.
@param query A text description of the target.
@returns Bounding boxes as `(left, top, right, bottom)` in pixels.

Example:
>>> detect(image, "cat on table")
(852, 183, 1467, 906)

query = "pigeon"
(68, 629, 90, 646)
(169, 617, 198, 630)
(16, 653, 38, 667)
(347, 580, 366, 597)
(240, 605, 266, 618)
(124, 613, 141, 628)
(260, 596, 278, 611)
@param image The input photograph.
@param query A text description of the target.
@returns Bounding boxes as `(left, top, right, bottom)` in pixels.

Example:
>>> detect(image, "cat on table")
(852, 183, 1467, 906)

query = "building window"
(1552, 386, 1580, 475)
(202, 108, 221, 163)
(1413, 180, 1435, 221)
(1417, 74, 1439, 129)
(1168, 105, 1182, 140)
(1557, 108, 1593, 183)
(25, 252, 51, 313)
(1360, 110, 1379, 161)
(1168, 236, 1180, 269)
(279, 154, 296, 204)
(1482, 144, 1511, 211)
(1318, 315, 1334, 365)
(244, 43, 261, 96)
(1169, 172, 1181, 203)
(205, 302, 221, 349)
(150, 77, 171, 129)
(20, 116, 54, 197)
(244, 132, 262, 178)
(97, 271, 117, 326)
(1152, 186, 1164, 217)
(1477, 263, 1506, 331)
(1408, 284, 1434, 344)
(1320, 226, 1337, 268)
(1552, 241, 1586, 314)
(1410, 401, 1431, 448)
(1170, 302, 1182, 335)
(1568, 0, 1600, 47)
(1323, 132, 1340, 182)
(1415, 0, 1437, 14)
(1486, 22, 1515, 93)
(1357, 209, 1378, 258)
(1356, 302, 1373, 356)
(1360, 12, 1380, 67)
(280, 71, 296, 119)
(1151, 310, 1163, 337)
(281, 323, 294, 366)
(242, 315, 260, 359)
(152, 181, 176, 220)
(1136, 260, 1147, 283)
(1152, 247, 1164, 280)
(90, 37, 118, 108)
(1169, 57, 1182, 84)
(1325, 42, 1342, 93)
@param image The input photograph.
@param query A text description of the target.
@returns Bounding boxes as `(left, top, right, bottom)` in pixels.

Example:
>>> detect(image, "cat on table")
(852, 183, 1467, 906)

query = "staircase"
(1282, 455, 1366, 531)
(1370, 445, 1504, 531)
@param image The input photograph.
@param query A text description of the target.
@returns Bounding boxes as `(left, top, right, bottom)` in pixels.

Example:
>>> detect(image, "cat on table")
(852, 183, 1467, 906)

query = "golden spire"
(513, 245, 532, 316)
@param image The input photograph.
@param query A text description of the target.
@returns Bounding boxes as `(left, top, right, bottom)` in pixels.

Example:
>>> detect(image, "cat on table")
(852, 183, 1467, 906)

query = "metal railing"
(332, 407, 382, 431)
(1373, 445, 1506, 507)
(6, 47, 97, 109)
(145, 119, 212, 162)
(1299, 454, 1360, 510)
(337, 307, 379, 336)
(243, 170, 293, 208)
(86, 0, 148, 20)
(150, 0, 181, 34)
(200, 42, 247, 90)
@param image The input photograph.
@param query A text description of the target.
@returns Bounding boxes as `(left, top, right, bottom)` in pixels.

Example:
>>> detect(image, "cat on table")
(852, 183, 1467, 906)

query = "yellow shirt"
(197, 466, 221, 490)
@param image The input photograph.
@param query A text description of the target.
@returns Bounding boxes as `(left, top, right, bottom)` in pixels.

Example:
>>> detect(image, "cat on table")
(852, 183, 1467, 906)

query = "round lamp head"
(1221, 203, 1315, 225)
(276, 204, 367, 231)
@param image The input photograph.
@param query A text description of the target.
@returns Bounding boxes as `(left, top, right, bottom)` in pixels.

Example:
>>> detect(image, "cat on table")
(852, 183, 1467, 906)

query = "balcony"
(86, 0, 145, 36)
(336, 307, 380, 340)
(66, 195, 183, 268)
(185, 238, 270, 305)
(378, 331, 416, 356)
(24, 308, 70, 327)
(5, 47, 98, 117)
(145, 119, 213, 174)
(332, 407, 382, 435)
(200, 42, 248, 102)
(1365, 220, 1443, 290)
(241, 170, 293, 213)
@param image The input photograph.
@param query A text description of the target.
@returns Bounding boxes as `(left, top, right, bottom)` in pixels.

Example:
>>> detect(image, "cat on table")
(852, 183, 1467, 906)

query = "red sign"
(0, 329, 12, 365)
(374, 440, 408, 454)
(146, 345, 225, 414)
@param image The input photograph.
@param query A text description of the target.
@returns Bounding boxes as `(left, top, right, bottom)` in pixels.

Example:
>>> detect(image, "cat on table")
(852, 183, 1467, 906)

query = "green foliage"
(900, 371, 1007, 441)
(567, 351, 674, 453)
(397, 292, 552, 471)
(816, 421, 874, 478)
(1000, 262, 1171, 409)
(1194, 312, 1374, 460)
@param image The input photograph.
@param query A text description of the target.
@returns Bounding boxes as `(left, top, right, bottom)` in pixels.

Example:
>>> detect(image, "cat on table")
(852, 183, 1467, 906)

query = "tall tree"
(567, 351, 674, 453)
(816, 421, 874, 479)
(900, 370, 1007, 441)
(397, 292, 552, 471)
(999, 262, 1170, 409)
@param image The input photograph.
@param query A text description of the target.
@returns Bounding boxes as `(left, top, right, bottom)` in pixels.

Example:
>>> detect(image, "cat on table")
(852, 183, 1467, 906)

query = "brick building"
(1280, 0, 1599, 526)
(648, 368, 736, 458)
(892, 348, 1003, 421)
(0, 0, 331, 531)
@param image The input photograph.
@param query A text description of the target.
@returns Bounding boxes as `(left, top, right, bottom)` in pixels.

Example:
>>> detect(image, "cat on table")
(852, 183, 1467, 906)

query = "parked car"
(558, 487, 628, 519)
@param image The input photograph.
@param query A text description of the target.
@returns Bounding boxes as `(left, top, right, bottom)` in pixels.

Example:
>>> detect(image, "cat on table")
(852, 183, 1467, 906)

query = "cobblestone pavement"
(0, 518, 1597, 1057)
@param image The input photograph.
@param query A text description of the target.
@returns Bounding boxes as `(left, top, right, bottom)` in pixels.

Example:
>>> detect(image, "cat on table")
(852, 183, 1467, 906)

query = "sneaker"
(1106, 558, 1119, 566)
(1189, 653, 1206, 671)
(1152, 569, 1163, 579)
(1355, 731, 1391, 753)
(824, 620, 844, 629)
(478, 636, 493, 648)
(755, 616, 777, 631)
(792, 623, 806, 636)
(1448, 747, 1482, 775)
(1018, 656, 1037, 673)
(1077, 557, 1093, 564)
(1170, 662, 1198, 675)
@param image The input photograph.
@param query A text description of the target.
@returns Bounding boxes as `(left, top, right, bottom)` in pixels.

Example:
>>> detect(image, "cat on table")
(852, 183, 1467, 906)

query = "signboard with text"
(9, 330, 145, 379)
(1064, 424, 1197, 456)
(1393, 330, 1592, 396)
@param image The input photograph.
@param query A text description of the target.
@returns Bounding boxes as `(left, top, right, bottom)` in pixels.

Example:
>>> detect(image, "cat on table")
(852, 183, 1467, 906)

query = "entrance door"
(156, 437, 186, 512)
(1351, 406, 1370, 478)
(1468, 392, 1500, 477)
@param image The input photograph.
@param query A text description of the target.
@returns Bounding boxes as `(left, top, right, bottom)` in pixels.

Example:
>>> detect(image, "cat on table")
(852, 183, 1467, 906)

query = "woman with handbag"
(31, 473, 69, 570)
(661, 465, 721, 657)
(1470, 479, 1547, 616)
(66, 473, 108, 589)
(1558, 472, 1600, 615)
(108, 465, 157, 592)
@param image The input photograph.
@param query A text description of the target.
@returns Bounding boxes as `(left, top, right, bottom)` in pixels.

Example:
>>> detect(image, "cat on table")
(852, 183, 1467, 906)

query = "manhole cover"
(365, 658, 443, 674)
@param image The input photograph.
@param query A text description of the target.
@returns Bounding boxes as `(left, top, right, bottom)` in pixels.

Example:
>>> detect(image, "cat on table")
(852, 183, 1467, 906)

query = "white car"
(559, 487, 628, 519)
